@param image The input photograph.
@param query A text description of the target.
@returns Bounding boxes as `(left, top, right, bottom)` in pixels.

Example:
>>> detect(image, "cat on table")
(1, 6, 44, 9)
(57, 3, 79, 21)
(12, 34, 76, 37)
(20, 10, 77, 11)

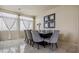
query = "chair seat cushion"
(33, 38, 44, 42)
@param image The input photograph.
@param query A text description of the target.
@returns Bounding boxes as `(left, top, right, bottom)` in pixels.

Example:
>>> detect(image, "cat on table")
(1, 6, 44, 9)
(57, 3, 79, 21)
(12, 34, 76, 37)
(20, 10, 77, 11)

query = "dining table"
(39, 32, 52, 38)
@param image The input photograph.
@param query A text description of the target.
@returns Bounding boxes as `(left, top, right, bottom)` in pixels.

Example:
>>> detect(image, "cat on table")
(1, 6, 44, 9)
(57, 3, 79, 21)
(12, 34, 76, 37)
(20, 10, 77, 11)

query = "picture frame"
(49, 22, 55, 28)
(44, 22, 48, 28)
(44, 13, 55, 28)
(44, 16, 49, 22)
(49, 13, 55, 21)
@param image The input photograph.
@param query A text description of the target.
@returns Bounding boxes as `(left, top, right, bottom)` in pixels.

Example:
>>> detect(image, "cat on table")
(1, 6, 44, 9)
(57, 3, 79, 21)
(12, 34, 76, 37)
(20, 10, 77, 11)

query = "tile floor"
(0, 39, 79, 53)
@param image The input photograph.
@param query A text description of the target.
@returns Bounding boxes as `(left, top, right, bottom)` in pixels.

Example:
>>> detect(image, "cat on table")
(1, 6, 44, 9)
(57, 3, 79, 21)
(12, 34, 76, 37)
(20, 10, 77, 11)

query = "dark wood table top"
(39, 32, 52, 38)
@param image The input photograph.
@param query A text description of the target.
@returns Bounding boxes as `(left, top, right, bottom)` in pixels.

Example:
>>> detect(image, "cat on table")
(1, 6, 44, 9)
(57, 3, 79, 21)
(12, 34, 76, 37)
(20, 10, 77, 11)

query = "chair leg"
(25, 37, 28, 43)
(30, 40, 33, 47)
(37, 43, 39, 49)
(52, 43, 53, 48)
(55, 43, 58, 48)
(47, 43, 50, 48)
(30, 40, 31, 46)
(32, 41, 34, 47)
(26, 40, 29, 44)
(50, 43, 53, 48)
(44, 45, 45, 48)
(44, 42, 45, 48)
(31, 40, 33, 46)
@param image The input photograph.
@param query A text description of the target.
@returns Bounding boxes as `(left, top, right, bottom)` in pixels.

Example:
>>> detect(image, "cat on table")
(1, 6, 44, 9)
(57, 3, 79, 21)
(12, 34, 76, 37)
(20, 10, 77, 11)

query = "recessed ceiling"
(0, 5, 58, 16)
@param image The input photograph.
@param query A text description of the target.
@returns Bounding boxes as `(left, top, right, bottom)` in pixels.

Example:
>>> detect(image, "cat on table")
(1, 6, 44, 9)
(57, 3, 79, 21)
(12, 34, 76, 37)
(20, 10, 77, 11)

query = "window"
(20, 16, 33, 31)
(0, 12, 33, 31)
(0, 18, 8, 31)
(0, 12, 17, 31)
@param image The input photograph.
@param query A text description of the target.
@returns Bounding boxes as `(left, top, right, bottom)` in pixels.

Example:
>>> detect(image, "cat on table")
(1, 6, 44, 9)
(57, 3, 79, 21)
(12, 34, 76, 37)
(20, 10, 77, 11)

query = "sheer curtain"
(20, 16, 33, 30)
(0, 12, 17, 39)
(0, 12, 33, 40)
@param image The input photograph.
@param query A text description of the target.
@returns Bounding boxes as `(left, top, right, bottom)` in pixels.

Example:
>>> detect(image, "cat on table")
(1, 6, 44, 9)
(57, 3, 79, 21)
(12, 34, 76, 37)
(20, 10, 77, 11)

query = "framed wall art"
(44, 13, 55, 28)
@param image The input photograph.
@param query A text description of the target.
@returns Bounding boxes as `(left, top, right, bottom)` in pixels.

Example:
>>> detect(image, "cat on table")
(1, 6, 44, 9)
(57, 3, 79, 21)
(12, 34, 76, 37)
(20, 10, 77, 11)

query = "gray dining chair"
(44, 30, 60, 48)
(31, 31, 44, 49)
(24, 30, 33, 46)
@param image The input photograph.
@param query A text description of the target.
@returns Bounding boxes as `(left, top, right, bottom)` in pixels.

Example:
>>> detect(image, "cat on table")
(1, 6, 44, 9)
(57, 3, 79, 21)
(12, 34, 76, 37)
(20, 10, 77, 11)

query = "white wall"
(35, 6, 79, 42)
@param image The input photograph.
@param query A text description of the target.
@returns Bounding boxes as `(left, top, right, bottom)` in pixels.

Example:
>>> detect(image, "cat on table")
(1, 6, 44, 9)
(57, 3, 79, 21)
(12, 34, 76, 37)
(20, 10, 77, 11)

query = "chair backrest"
(31, 31, 42, 42)
(50, 30, 60, 43)
(24, 30, 32, 40)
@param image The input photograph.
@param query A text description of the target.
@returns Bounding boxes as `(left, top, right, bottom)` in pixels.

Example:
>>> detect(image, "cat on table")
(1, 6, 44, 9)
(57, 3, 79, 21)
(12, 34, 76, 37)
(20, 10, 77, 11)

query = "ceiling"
(0, 5, 58, 16)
